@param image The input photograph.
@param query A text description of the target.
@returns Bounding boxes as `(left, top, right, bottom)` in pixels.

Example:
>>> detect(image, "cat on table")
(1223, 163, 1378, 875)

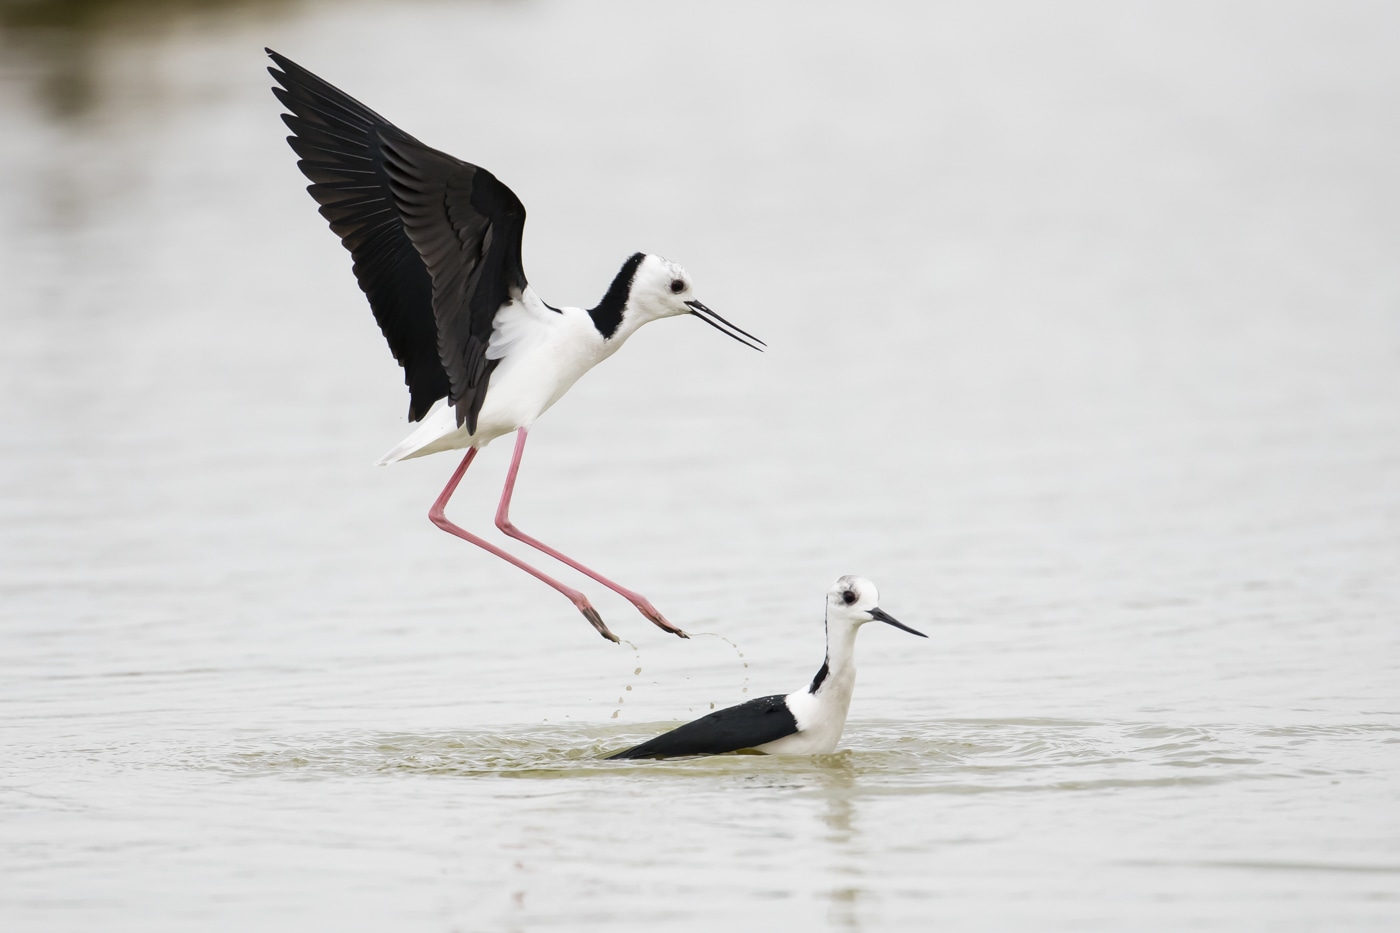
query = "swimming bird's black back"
(267, 50, 528, 432)
(607, 694, 799, 760)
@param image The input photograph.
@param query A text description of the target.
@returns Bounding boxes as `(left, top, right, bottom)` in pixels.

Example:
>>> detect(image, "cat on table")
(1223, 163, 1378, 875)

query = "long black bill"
(685, 300, 765, 351)
(870, 606, 927, 638)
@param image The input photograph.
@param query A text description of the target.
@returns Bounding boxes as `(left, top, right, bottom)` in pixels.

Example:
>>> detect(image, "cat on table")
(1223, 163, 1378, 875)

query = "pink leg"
(493, 428, 688, 638)
(429, 447, 619, 643)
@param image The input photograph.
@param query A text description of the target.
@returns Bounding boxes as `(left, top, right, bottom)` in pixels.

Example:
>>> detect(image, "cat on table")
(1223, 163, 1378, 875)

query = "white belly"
(376, 300, 611, 464)
(753, 682, 854, 756)
(754, 726, 843, 756)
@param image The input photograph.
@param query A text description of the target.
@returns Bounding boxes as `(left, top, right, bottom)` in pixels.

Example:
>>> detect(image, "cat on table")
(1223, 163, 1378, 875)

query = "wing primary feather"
(269, 51, 446, 420)
(269, 49, 529, 426)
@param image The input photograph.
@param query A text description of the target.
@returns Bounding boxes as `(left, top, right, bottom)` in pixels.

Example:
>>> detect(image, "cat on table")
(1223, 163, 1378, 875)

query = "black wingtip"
(266, 49, 293, 88)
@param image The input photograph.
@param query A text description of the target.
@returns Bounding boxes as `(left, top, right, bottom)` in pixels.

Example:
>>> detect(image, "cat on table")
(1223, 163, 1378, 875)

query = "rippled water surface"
(3, 1, 1399, 930)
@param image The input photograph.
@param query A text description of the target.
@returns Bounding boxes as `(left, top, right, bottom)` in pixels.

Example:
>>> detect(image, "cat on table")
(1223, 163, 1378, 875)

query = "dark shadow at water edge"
(0, 0, 304, 118)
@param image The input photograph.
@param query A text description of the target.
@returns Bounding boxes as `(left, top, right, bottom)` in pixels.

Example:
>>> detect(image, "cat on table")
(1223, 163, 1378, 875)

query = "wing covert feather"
(607, 695, 799, 760)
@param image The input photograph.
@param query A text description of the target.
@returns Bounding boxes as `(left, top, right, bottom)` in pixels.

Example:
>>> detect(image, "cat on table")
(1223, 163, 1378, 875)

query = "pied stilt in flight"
(267, 51, 763, 643)
(608, 576, 925, 759)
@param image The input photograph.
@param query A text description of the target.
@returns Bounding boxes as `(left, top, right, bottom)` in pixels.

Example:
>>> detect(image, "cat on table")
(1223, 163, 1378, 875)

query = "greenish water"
(12, 719, 1396, 928)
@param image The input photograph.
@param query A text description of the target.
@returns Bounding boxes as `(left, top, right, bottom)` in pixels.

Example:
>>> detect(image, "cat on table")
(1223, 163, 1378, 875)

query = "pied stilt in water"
(267, 50, 764, 643)
(608, 576, 925, 759)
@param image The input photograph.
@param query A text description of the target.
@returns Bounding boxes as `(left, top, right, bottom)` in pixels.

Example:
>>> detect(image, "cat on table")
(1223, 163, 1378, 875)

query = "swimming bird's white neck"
(755, 616, 863, 756)
(812, 620, 860, 704)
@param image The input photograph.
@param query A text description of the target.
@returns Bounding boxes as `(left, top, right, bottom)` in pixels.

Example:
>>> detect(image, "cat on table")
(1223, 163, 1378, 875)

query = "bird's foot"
(633, 599, 689, 639)
(572, 597, 620, 643)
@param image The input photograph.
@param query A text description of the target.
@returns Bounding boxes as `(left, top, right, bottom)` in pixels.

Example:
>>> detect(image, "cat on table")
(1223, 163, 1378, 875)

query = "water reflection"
(814, 756, 864, 932)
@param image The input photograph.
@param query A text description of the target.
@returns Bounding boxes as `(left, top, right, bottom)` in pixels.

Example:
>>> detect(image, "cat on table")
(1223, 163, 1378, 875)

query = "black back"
(267, 49, 528, 431)
(607, 694, 799, 760)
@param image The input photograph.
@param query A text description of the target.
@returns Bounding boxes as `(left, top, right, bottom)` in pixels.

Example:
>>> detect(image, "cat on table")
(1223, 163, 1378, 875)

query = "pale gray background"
(3, 1, 1398, 930)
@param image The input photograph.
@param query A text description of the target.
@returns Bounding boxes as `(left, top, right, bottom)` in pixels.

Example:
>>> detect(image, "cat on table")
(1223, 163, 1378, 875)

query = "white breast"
(377, 288, 611, 464)
(754, 668, 858, 756)
(479, 294, 609, 434)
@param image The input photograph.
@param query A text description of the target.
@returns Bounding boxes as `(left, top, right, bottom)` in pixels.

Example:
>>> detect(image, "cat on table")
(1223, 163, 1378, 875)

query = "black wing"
(607, 694, 799, 760)
(267, 49, 529, 432)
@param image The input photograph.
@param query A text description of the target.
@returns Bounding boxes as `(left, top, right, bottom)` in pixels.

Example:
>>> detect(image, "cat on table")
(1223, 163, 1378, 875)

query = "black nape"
(588, 252, 646, 339)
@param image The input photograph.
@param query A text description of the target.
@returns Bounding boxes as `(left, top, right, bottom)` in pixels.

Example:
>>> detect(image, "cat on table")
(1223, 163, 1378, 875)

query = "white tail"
(375, 400, 465, 464)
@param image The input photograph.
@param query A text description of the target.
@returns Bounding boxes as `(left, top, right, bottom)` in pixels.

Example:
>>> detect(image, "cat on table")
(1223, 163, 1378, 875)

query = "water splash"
(610, 638, 642, 720)
(689, 630, 750, 702)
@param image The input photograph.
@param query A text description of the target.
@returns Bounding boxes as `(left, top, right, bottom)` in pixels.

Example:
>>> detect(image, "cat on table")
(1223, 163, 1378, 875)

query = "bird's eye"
(669, 279, 685, 294)
(842, 590, 857, 605)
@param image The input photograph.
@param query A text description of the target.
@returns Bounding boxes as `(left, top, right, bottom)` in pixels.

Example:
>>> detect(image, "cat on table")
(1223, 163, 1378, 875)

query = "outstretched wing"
(607, 694, 799, 760)
(267, 49, 528, 432)
(381, 134, 528, 431)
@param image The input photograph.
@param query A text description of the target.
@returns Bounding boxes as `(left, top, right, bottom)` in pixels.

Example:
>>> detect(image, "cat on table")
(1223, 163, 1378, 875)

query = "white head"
(607, 253, 765, 349)
(825, 575, 926, 639)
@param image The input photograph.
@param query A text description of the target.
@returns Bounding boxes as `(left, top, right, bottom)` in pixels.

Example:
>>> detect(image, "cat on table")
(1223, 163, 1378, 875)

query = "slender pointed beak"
(870, 606, 927, 638)
(685, 300, 765, 351)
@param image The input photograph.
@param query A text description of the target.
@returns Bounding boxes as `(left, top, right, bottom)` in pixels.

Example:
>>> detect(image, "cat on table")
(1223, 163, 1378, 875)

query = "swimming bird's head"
(625, 254, 765, 351)
(826, 575, 927, 639)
